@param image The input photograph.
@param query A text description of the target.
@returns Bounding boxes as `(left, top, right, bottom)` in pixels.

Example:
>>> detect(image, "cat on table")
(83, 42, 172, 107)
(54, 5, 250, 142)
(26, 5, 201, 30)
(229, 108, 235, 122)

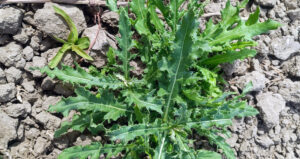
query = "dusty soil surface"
(0, 0, 299, 158)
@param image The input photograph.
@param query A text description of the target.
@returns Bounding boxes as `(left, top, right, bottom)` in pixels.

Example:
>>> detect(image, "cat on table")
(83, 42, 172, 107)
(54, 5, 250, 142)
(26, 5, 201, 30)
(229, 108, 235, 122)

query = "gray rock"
(4, 102, 31, 118)
(255, 0, 277, 8)
(34, 2, 87, 40)
(41, 76, 56, 91)
(285, 0, 298, 10)
(34, 137, 51, 154)
(256, 92, 285, 129)
(0, 42, 25, 68)
(255, 135, 274, 148)
(40, 38, 55, 52)
(10, 139, 33, 157)
(26, 127, 40, 139)
(0, 68, 6, 84)
(35, 111, 61, 130)
(5, 67, 22, 84)
(287, 9, 300, 21)
(222, 59, 249, 76)
(23, 11, 36, 26)
(0, 83, 16, 103)
(13, 27, 35, 44)
(82, 26, 117, 68)
(130, 60, 144, 76)
(54, 82, 74, 96)
(0, 111, 18, 150)
(89, 51, 106, 68)
(226, 134, 238, 147)
(22, 46, 34, 61)
(204, 2, 222, 13)
(0, 35, 11, 46)
(82, 27, 116, 52)
(17, 124, 24, 140)
(30, 35, 42, 51)
(234, 71, 268, 92)
(53, 137, 69, 149)
(278, 79, 300, 103)
(21, 80, 35, 93)
(271, 36, 300, 60)
(0, 7, 23, 34)
(42, 96, 61, 111)
(282, 56, 300, 78)
(101, 11, 119, 28)
(73, 135, 101, 146)
(239, 141, 250, 152)
(24, 56, 47, 78)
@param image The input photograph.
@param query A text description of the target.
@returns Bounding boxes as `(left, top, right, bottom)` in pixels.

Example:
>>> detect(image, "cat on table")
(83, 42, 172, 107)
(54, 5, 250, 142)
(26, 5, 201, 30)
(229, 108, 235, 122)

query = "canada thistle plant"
(40, 0, 280, 158)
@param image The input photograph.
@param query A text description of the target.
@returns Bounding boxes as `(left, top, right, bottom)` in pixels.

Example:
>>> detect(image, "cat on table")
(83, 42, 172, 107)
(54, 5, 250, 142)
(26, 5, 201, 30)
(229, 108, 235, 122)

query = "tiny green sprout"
(48, 6, 93, 69)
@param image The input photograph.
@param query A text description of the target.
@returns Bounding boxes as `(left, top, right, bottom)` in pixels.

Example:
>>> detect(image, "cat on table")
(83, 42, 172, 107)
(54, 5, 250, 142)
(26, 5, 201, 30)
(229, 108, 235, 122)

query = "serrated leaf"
(131, 0, 150, 35)
(40, 64, 124, 89)
(246, 7, 260, 26)
(106, 0, 118, 12)
(58, 142, 101, 159)
(108, 121, 169, 142)
(154, 133, 167, 159)
(201, 49, 257, 66)
(125, 91, 163, 114)
(196, 150, 222, 159)
(107, 47, 116, 65)
(48, 43, 72, 69)
(209, 19, 281, 46)
(49, 87, 130, 120)
(206, 133, 235, 159)
(58, 143, 125, 159)
(162, 10, 197, 121)
(117, 7, 133, 80)
(53, 6, 78, 43)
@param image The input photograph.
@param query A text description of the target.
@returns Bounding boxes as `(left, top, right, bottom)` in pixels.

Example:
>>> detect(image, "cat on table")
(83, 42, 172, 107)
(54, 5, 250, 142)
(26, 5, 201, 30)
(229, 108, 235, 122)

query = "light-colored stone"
(24, 56, 47, 78)
(256, 92, 285, 129)
(22, 46, 34, 61)
(271, 36, 300, 60)
(35, 111, 61, 130)
(42, 96, 61, 111)
(34, 2, 87, 40)
(0, 83, 16, 103)
(255, 135, 274, 148)
(287, 9, 300, 21)
(0, 7, 23, 34)
(34, 137, 51, 154)
(101, 11, 119, 28)
(0, 111, 18, 150)
(278, 79, 300, 104)
(21, 80, 35, 93)
(4, 102, 31, 118)
(13, 27, 35, 44)
(5, 67, 22, 84)
(0, 68, 6, 84)
(234, 71, 268, 92)
(0, 42, 25, 68)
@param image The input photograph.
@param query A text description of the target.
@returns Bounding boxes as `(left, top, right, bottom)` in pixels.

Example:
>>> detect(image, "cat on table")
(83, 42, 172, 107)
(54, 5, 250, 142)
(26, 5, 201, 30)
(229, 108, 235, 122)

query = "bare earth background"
(0, 0, 300, 158)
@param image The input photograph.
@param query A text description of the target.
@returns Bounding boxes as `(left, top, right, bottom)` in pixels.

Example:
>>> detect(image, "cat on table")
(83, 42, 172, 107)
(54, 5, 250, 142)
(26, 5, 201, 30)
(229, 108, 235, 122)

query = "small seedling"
(48, 6, 93, 69)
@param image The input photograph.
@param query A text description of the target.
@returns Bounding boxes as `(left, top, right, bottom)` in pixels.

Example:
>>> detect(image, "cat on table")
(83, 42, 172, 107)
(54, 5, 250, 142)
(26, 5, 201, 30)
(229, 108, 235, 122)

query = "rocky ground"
(0, 0, 299, 159)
